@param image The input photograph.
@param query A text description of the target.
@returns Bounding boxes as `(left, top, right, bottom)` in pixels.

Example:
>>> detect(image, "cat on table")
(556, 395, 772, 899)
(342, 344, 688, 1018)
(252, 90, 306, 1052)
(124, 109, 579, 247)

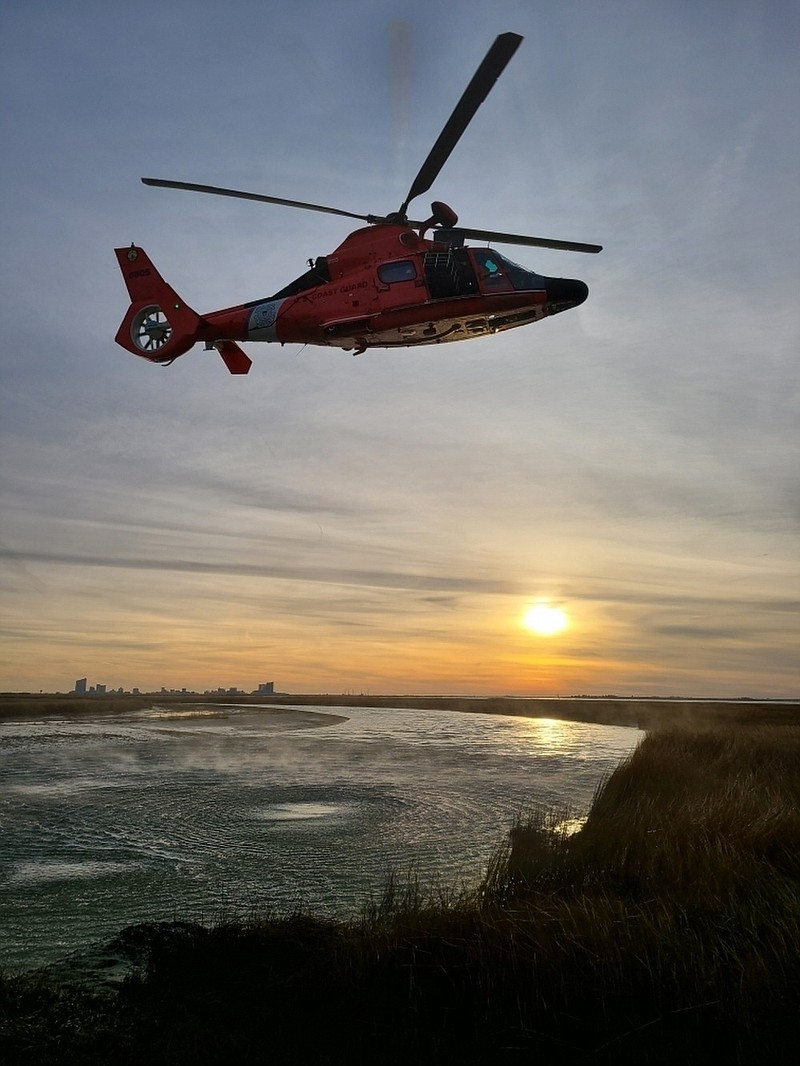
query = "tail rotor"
(131, 305, 174, 354)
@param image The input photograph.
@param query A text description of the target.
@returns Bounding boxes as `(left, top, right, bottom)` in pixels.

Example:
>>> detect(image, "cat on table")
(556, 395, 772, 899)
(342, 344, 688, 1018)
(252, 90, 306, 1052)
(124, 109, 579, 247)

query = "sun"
(521, 603, 569, 637)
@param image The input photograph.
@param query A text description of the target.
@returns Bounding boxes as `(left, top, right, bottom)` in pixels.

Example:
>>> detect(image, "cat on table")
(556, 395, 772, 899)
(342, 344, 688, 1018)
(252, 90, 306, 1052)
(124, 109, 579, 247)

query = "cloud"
(1, 1, 798, 694)
(0, 547, 520, 596)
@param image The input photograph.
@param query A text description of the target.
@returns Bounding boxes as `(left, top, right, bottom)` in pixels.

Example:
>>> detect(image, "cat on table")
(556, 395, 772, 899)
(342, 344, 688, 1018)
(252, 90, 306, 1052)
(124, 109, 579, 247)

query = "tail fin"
(114, 245, 201, 364)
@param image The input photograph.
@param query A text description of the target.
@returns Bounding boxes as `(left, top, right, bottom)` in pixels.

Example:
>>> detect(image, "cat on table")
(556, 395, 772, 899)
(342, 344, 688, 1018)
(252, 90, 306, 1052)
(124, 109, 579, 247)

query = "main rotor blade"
(446, 225, 602, 253)
(399, 32, 523, 217)
(141, 178, 372, 222)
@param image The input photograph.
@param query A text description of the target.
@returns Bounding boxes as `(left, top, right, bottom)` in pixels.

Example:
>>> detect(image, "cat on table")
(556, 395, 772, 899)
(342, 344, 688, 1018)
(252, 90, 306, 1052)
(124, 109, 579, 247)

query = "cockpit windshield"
(471, 249, 544, 291)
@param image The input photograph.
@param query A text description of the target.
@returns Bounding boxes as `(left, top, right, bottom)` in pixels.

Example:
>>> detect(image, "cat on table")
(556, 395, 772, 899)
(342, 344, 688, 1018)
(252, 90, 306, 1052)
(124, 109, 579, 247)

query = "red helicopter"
(115, 32, 601, 375)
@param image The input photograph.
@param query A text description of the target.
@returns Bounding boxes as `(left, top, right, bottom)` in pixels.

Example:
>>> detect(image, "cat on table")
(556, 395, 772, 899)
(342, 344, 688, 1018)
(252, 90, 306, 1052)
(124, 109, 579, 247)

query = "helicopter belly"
(321, 301, 546, 350)
(340, 293, 549, 350)
(370, 306, 546, 347)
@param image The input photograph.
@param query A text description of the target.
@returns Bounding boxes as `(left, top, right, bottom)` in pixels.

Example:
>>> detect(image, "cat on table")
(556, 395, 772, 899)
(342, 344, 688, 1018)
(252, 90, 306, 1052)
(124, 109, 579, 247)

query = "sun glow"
(521, 602, 569, 637)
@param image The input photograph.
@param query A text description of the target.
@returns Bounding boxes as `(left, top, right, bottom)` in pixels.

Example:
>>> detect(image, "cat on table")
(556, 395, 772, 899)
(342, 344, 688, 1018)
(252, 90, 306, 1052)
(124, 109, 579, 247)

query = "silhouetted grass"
(2, 726, 798, 1064)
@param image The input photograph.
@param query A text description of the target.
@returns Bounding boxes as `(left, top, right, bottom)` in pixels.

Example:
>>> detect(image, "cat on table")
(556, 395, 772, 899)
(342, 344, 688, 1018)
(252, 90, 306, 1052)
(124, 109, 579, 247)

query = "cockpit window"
(472, 249, 512, 290)
(378, 260, 417, 284)
(472, 249, 543, 292)
(478, 253, 501, 276)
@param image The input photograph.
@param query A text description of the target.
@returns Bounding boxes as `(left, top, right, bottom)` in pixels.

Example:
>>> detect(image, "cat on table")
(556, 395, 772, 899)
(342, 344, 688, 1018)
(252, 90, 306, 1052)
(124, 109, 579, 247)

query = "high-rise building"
(74, 677, 87, 695)
(257, 682, 275, 695)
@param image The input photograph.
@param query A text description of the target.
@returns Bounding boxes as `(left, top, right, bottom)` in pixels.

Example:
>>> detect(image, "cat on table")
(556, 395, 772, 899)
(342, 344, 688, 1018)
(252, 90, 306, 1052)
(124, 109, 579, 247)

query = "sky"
(1, 0, 798, 697)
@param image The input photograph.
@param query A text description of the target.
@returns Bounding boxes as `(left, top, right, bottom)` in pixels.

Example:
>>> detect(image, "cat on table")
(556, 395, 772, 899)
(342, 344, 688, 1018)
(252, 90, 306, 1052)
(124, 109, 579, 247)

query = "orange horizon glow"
(2, 576, 798, 699)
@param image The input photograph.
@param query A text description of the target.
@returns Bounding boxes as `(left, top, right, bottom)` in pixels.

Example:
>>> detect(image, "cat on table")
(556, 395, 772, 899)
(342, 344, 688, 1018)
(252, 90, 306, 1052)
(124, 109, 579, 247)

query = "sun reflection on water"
(505, 715, 589, 756)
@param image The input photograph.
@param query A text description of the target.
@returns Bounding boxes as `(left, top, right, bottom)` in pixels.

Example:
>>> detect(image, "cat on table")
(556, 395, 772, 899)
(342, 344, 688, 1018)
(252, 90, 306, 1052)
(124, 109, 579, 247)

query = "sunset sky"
(1, 0, 797, 697)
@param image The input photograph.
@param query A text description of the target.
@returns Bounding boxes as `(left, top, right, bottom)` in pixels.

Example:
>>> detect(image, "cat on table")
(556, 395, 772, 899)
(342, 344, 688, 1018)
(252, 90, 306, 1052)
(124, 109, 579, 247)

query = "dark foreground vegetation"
(2, 721, 799, 1064)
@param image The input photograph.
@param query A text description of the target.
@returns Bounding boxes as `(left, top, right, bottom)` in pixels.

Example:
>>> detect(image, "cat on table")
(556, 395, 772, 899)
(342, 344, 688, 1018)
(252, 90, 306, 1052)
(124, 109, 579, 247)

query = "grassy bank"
(251, 693, 800, 729)
(2, 691, 797, 729)
(0, 694, 154, 720)
(2, 723, 798, 1064)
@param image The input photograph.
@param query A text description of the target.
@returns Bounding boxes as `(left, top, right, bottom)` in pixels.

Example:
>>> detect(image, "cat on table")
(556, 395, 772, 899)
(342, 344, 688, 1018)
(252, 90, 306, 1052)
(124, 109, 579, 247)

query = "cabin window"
(378, 260, 417, 284)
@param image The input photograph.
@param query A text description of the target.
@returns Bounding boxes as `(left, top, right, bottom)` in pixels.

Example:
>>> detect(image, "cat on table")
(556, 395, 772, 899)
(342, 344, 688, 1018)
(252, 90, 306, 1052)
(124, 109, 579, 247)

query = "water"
(0, 704, 639, 971)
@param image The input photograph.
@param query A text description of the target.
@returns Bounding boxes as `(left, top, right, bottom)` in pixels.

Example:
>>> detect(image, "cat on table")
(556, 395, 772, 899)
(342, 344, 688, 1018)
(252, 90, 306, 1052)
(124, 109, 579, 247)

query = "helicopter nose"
(546, 277, 589, 309)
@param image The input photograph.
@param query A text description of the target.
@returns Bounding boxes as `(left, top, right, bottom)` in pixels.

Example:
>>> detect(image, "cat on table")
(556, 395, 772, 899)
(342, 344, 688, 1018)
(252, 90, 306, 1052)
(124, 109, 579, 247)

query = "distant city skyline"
(66, 678, 276, 697)
(0, 678, 789, 700)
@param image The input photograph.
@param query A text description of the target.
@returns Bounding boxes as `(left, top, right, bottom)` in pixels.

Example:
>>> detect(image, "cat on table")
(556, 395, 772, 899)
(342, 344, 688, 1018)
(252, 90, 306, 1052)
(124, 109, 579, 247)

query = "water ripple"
(0, 705, 638, 970)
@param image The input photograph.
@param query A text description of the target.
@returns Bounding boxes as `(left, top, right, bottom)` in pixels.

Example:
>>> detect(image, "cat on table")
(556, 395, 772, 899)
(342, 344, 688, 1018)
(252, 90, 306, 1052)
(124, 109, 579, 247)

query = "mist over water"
(1, 705, 638, 971)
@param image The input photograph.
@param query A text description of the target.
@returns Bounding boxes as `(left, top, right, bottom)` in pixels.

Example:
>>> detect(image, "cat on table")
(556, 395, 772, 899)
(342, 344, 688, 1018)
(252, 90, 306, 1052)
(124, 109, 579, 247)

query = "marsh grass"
(2, 726, 798, 1064)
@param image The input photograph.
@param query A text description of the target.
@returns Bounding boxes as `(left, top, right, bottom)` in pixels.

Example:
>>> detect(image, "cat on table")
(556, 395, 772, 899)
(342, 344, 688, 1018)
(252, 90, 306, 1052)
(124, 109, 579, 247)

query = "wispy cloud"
(1, 0, 797, 694)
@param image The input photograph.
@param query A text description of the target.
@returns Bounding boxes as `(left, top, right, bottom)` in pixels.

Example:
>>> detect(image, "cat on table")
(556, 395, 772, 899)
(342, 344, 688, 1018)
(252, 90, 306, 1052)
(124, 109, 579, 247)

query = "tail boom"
(114, 247, 296, 373)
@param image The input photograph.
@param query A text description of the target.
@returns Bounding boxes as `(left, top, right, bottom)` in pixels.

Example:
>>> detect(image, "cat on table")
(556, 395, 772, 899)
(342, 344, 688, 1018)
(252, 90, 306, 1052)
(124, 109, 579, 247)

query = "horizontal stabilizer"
(214, 340, 252, 375)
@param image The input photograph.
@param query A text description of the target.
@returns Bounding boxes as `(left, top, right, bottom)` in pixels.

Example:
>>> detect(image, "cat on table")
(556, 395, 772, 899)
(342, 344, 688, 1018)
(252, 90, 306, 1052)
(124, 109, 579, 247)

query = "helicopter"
(115, 32, 601, 375)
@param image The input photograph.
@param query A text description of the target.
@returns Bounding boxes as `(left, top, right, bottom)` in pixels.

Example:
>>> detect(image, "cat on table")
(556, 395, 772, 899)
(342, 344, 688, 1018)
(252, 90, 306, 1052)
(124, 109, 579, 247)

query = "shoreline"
(1, 691, 798, 730)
